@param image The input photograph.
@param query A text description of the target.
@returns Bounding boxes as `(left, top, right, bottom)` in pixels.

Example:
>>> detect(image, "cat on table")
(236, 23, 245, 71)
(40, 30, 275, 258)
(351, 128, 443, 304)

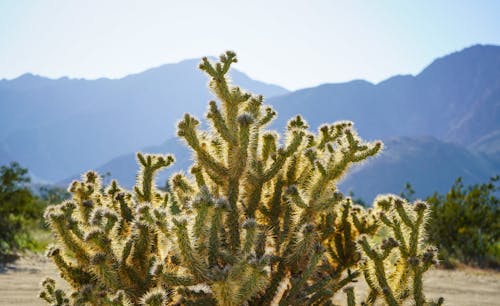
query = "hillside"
(339, 136, 499, 201)
(0, 59, 288, 181)
(75, 137, 191, 188)
(268, 45, 500, 151)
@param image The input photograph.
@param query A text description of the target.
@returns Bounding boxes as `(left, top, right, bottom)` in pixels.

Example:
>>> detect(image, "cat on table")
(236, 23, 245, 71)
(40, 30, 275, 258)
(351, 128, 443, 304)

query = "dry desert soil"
(0, 254, 499, 305)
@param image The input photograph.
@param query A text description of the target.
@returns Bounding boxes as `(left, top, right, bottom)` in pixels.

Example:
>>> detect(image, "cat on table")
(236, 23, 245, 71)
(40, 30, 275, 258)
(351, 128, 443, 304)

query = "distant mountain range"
(2, 45, 500, 201)
(0, 59, 288, 181)
(269, 45, 500, 152)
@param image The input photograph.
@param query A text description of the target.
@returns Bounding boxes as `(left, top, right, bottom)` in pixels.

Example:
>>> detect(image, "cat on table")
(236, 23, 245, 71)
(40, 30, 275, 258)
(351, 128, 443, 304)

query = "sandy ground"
(0, 255, 499, 305)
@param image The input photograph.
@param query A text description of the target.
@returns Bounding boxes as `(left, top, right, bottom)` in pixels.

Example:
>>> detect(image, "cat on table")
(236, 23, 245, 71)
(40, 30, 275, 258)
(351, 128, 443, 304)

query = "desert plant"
(40, 52, 442, 305)
(427, 176, 500, 268)
(0, 162, 45, 255)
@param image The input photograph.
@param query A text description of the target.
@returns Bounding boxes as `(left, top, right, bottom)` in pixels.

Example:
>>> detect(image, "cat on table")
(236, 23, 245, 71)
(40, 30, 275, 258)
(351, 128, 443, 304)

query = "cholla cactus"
(357, 196, 444, 306)
(40, 52, 442, 305)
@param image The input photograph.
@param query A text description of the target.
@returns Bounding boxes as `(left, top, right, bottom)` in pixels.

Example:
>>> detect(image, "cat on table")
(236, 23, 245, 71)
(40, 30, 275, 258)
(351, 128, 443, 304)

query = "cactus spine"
(40, 52, 442, 305)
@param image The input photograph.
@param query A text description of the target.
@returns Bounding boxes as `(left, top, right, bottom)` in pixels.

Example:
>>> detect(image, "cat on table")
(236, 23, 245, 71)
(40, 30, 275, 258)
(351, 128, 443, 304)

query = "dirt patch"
(1, 256, 499, 305)
(0, 254, 66, 306)
(422, 267, 500, 306)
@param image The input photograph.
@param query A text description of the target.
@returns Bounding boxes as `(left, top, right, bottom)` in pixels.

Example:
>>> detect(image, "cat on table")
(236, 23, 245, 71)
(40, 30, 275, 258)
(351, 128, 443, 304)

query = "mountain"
(338, 136, 499, 202)
(264, 44, 500, 199)
(63, 137, 191, 188)
(268, 44, 500, 151)
(0, 59, 288, 181)
(74, 44, 500, 200)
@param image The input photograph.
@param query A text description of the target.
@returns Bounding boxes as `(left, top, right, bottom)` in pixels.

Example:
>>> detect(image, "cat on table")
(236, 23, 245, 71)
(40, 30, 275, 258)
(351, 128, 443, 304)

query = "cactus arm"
(344, 286, 356, 306)
(135, 153, 174, 202)
(359, 236, 399, 306)
(173, 218, 210, 282)
(207, 100, 236, 144)
(282, 245, 323, 305)
(242, 218, 257, 256)
(235, 266, 269, 305)
(208, 203, 224, 267)
(178, 113, 229, 177)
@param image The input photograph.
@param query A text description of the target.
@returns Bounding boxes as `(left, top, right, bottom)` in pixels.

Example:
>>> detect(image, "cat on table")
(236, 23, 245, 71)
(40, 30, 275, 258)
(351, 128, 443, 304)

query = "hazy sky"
(1, 1, 499, 90)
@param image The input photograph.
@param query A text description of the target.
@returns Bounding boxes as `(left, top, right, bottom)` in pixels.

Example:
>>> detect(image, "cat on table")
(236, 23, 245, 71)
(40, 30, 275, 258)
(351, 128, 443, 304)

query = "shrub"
(0, 162, 45, 255)
(427, 176, 500, 268)
(40, 52, 442, 305)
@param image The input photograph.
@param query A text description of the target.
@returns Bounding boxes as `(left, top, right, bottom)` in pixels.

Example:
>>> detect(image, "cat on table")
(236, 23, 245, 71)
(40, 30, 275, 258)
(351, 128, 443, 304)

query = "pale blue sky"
(1, 0, 499, 90)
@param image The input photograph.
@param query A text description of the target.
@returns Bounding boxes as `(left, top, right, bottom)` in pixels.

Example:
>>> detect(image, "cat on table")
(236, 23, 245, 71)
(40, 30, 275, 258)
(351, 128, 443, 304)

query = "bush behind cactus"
(40, 52, 443, 305)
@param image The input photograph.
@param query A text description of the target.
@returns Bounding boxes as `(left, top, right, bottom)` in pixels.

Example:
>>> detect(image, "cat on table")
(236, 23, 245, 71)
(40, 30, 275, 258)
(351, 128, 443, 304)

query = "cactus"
(40, 52, 442, 305)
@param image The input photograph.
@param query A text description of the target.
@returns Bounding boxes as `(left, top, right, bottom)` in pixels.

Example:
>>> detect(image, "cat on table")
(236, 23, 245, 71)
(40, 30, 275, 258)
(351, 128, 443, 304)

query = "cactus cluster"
(40, 52, 442, 305)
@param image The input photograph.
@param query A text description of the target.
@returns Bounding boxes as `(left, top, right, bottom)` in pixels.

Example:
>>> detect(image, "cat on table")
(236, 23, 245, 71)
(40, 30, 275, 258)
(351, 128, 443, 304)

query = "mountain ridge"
(0, 58, 288, 181)
(2, 45, 499, 193)
(268, 44, 500, 150)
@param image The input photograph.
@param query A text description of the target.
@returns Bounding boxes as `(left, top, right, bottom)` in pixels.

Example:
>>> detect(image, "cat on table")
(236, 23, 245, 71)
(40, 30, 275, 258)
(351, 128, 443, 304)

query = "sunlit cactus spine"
(40, 51, 442, 305)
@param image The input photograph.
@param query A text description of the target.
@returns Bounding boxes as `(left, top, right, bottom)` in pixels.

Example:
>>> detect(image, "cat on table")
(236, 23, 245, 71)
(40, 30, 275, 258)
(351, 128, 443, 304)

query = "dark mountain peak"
(288, 79, 373, 98)
(460, 44, 500, 54)
(123, 56, 219, 80)
(16, 72, 39, 80)
(445, 44, 500, 58)
(418, 44, 500, 80)
(133, 58, 200, 73)
(0, 73, 53, 91)
(376, 74, 414, 86)
(11, 73, 47, 84)
(0, 73, 98, 92)
(12, 73, 80, 83)
(119, 56, 289, 95)
(427, 44, 500, 66)
(317, 79, 374, 89)
(0, 56, 289, 182)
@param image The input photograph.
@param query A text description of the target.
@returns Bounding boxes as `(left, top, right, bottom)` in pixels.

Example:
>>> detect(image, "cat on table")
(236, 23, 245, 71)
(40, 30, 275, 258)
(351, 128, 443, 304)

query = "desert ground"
(0, 254, 499, 305)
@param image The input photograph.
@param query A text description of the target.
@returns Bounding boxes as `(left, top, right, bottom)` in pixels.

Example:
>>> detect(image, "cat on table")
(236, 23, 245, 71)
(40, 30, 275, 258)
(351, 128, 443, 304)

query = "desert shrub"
(0, 162, 45, 255)
(40, 52, 442, 305)
(426, 176, 500, 268)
